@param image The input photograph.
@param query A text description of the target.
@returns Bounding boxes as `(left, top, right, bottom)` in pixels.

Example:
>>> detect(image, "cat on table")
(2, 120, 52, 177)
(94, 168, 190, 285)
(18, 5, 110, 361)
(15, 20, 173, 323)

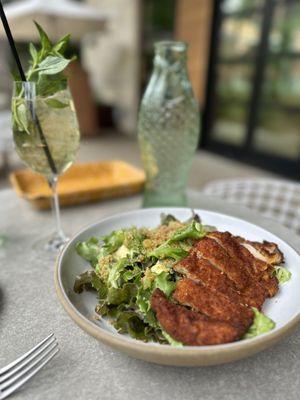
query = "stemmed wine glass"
(11, 81, 80, 251)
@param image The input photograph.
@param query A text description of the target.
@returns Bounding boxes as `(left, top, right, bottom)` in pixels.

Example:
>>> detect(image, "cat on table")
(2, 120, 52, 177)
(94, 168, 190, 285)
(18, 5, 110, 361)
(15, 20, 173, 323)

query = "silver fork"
(0, 333, 59, 399)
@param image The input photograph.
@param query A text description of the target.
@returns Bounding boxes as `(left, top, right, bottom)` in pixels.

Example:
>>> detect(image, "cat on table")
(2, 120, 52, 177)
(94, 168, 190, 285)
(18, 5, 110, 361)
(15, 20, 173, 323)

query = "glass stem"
(48, 175, 65, 239)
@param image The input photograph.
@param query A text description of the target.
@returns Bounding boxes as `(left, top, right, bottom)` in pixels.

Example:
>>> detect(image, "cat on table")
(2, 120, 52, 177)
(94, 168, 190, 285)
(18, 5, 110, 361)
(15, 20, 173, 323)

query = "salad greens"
(74, 213, 285, 346)
(273, 266, 291, 285)
(75, 214, 197, 344)
(244, 308, 275, 339)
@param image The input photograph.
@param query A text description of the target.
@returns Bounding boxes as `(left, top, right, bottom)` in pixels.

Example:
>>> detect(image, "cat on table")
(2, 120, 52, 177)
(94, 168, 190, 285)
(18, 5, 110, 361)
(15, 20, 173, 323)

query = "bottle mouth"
(154, 41, 187, 53)
(154, 41, 187, 66)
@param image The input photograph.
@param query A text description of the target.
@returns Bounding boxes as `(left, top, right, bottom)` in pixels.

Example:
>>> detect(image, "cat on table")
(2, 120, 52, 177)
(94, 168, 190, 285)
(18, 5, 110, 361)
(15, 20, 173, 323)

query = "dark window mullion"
(244, 0, 276, 150)
(200, 0, 223, 148)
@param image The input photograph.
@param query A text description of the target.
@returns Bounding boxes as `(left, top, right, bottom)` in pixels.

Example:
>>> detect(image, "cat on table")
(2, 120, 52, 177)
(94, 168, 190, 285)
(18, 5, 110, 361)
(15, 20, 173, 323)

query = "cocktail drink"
(12, 82, 80, 250)
(12, 85, 79, 178)
(10, 23, 80, 251)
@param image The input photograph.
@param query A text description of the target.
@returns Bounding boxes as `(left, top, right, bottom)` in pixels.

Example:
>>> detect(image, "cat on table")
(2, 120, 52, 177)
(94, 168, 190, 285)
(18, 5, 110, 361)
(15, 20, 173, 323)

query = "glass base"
(33, 231, 69, 253)
(142, 190, 188, 208)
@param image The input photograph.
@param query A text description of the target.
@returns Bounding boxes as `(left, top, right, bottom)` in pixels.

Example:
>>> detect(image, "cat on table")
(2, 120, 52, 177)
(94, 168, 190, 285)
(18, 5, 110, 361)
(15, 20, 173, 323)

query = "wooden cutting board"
(10, 160, 145, 210)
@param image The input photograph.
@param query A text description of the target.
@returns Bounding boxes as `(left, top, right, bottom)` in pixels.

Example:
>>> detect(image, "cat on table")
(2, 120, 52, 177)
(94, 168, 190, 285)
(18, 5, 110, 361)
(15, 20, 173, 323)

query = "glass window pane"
(269, 1, 300, 54)
(263, 59, 300, 106)
(212, 103, 248, 146)
(211, 64, 252, 145)
(220, 17, 262, 60)
(253, 1, 300, 159)
(222, 0, 263, 15)
(217, 64, 253, 101)
(210, 2, 264, 146)
(253, 109, 300, 159)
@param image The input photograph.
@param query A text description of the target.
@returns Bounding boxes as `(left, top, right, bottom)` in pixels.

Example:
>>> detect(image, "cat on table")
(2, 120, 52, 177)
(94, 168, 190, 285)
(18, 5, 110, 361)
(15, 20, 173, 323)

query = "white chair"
(202, 178, 300, 234)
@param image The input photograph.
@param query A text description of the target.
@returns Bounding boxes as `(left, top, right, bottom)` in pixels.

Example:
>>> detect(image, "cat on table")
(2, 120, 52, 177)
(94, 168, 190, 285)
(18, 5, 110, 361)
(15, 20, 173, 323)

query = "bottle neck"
(153, 56, 188, 75)
(153, 41, 188, 74)
(151, 54, 191, 96)
(143, 41, 193, 101)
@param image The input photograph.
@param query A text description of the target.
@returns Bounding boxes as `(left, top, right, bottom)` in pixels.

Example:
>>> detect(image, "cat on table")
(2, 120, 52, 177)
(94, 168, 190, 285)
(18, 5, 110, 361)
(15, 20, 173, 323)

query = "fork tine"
(0, 336, 57, 383)
(0, 347, 59, 400)
(0, 333, 54, 375)
(1, 343, 59, 390)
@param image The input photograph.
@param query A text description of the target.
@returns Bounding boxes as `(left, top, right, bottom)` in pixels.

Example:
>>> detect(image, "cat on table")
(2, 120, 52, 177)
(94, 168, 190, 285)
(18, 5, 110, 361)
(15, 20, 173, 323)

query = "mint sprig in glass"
(12, 23, 80, 251)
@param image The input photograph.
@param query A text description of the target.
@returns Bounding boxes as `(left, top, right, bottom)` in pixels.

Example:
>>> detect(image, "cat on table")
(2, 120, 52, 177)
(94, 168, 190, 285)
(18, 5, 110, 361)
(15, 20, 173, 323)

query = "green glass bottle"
(138, 41, 200, 207)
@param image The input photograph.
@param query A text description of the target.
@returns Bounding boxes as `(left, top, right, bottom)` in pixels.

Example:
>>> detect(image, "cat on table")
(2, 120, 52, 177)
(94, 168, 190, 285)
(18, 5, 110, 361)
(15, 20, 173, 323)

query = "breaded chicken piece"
(150, 232, 283, 346)
(209, 231, 268, 274)
(174, 253, 265, 309)
(236, 237, 284, 266)
(173, 278, 254, 332)
(240, 284, 266, 309)
(195, 237, 250, 290)
(151, 289, 241, 345)
(233, 242, 279, 297)
(208, 231, 278, 298)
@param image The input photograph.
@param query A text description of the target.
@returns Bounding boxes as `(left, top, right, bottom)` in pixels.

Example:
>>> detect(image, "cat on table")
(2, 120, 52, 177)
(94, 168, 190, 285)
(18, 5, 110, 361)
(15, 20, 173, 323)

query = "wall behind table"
(175, 0, 214, 108)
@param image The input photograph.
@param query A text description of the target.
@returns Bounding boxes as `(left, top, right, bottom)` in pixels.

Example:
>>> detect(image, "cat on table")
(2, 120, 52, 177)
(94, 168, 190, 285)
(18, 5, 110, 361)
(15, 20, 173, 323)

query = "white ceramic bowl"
(55, 208, 300, 366)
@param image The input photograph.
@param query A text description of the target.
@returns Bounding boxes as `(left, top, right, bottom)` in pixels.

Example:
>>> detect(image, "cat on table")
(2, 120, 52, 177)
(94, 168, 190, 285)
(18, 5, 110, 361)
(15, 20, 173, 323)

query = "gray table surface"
(1, 188, 300, 400)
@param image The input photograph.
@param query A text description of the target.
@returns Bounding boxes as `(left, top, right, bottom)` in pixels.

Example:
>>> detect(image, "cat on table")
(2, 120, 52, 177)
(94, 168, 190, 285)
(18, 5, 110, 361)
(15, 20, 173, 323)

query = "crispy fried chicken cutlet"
(174, 254, 252, 306)
(151, 289, 241, 345)
(195, 237, 250, 290)
(151, 231, 283, 346)
(208, 232, 279, 298)
(173, 278, 254, 332)
(174, 248, 266, 309)
(236, 237, 284, 266)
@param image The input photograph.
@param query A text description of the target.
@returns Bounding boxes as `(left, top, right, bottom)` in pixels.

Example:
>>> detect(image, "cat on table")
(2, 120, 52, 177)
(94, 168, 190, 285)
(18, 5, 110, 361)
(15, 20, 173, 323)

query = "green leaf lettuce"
(244, 308, 275, 339)
(75, 237, 101, 267)
(273, 266, 291, 285)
